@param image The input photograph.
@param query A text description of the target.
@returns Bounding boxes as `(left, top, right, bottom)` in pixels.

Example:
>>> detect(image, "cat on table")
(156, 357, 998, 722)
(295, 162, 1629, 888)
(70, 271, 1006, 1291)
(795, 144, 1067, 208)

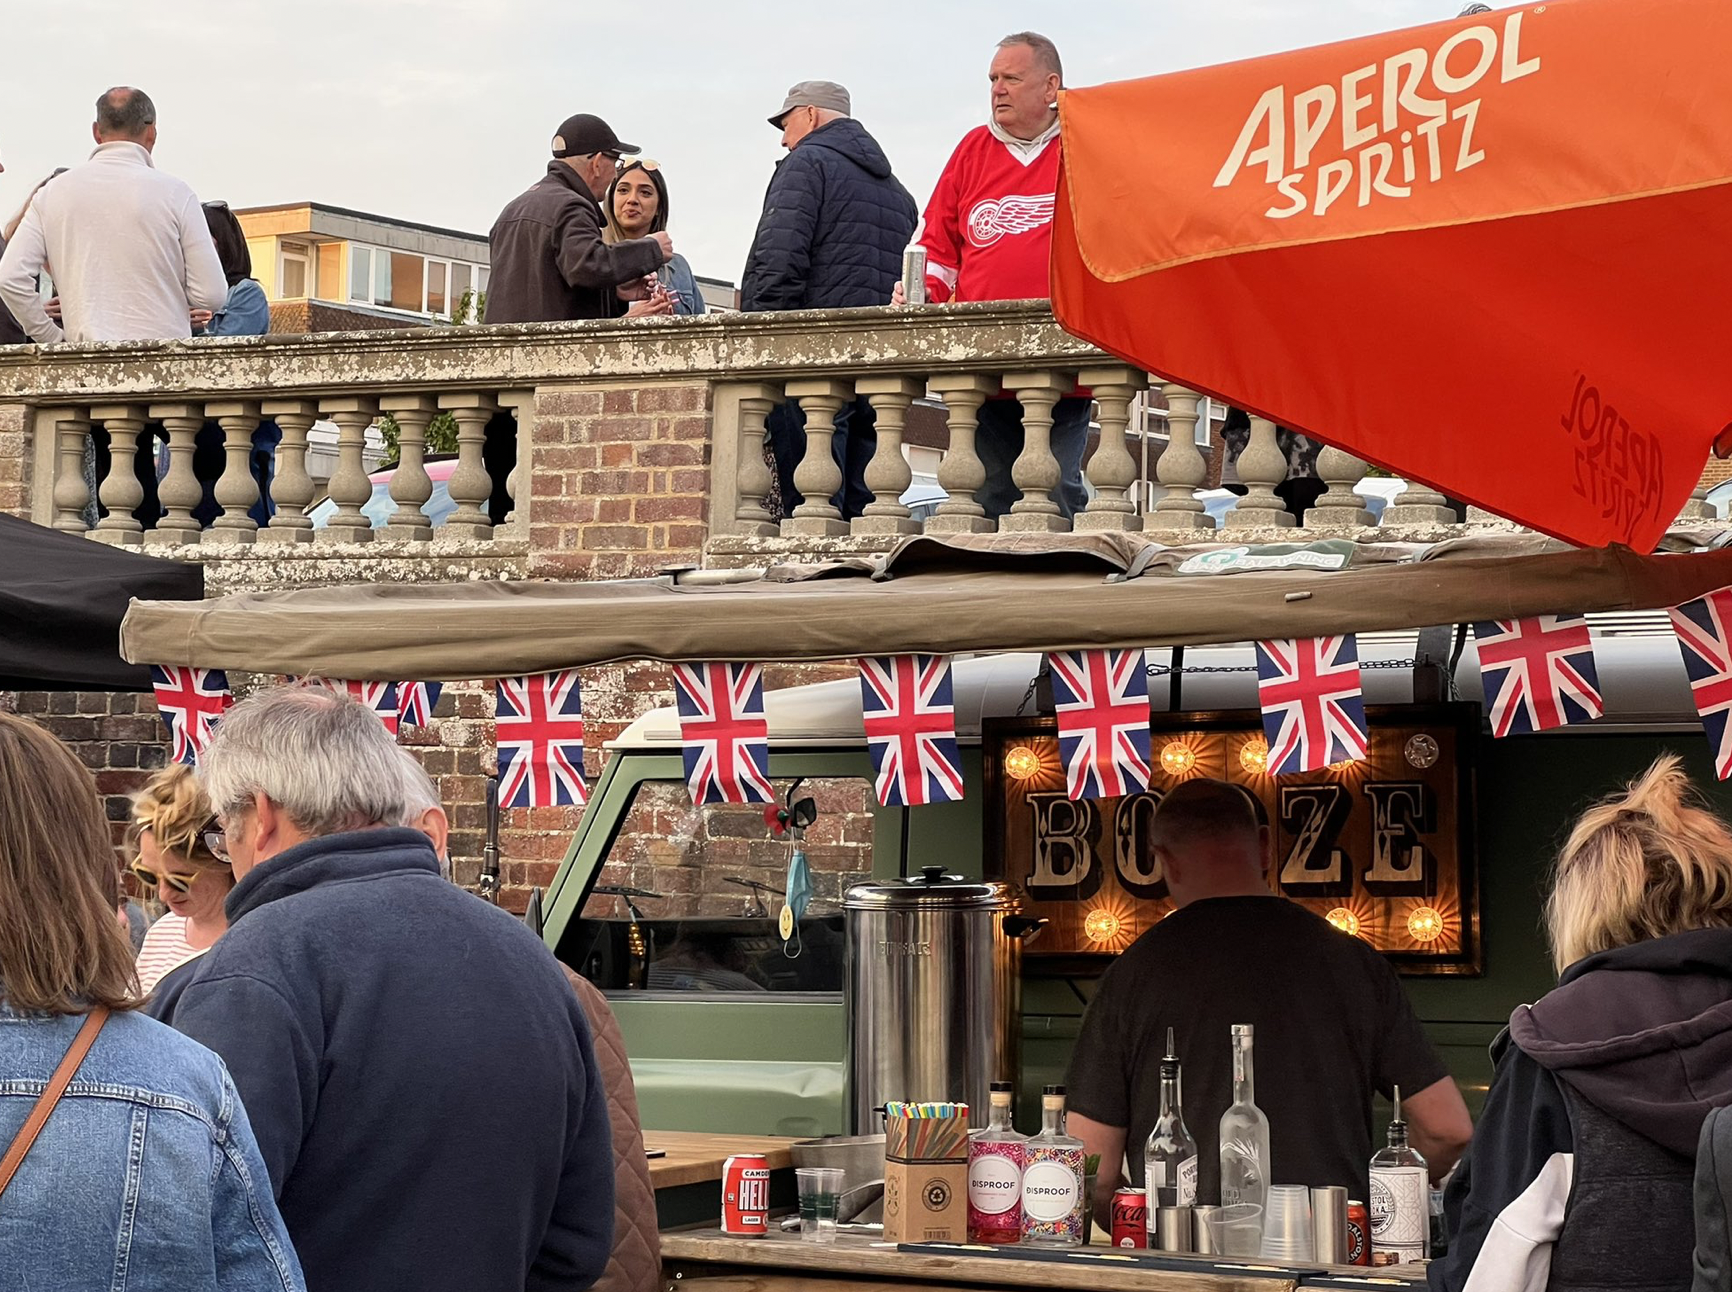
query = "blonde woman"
(0, 713, 303, 1290)
(131, 764, 234, 1004)
(1434, 756, 1732, 1292)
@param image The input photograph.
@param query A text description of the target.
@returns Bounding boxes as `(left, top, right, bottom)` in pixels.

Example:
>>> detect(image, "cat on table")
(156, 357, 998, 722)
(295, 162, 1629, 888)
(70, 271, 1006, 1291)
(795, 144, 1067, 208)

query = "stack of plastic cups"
(1260, 1186, 1315, 1263)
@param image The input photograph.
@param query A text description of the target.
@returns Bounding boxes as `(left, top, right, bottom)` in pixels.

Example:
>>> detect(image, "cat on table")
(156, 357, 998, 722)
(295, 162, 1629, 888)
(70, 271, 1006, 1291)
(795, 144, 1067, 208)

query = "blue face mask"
(780, 846, 813, 958)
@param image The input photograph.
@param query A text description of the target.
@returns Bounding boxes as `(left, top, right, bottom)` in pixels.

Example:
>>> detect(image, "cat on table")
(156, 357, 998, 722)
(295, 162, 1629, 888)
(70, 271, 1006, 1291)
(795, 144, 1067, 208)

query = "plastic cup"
(796, 1166, 844, 1243)
(1202, 1203, 1263, 1257)
(1260, 1185, 1315, 1262)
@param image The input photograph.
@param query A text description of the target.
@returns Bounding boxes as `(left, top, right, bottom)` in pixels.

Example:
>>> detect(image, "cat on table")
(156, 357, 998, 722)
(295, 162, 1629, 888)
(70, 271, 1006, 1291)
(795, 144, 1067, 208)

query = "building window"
(373, 252, 393, 308)
(427, 261, 447, 316)
(452, 262, 472, 306)
(280, 240, 310, 299)
(350, 246, 372, 302)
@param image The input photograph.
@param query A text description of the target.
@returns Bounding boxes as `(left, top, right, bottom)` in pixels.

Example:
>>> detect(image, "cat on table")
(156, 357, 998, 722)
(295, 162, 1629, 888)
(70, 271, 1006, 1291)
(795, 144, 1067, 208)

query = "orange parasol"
(1052, 0, 1732, 549)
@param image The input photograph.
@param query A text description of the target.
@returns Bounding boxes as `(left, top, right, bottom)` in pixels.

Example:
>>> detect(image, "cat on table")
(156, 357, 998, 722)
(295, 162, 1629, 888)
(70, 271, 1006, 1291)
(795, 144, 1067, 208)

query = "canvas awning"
(120, 533, 1732, 681)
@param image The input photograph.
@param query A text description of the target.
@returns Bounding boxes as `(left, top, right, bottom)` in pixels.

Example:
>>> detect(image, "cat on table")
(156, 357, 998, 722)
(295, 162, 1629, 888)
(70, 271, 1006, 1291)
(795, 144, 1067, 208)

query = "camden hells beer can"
(1111, 1187, 1149, 1249)
(1346, 1199, 1372, 1266)
(721, 1154, 771, 1237)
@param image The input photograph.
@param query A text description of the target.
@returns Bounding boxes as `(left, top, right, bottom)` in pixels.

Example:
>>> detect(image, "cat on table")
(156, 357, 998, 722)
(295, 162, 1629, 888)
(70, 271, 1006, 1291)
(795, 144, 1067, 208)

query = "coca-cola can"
(722, 1154, 771, 1237)
(1111, 1187, 1148, 1249)
(1346, 1199, 1371, 1266)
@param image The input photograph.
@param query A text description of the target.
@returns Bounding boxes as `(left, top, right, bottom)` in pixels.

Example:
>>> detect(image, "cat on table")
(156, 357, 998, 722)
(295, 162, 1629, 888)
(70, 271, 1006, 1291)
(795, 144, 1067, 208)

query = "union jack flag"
(398, 681, 444, 728)
(1049, 648, 1151, 800)
(1472, 616, 1602, 737)
(1255, 636, 1369, 775)
(673, 662, 774, 805)
(1671, 588, 1732, 779)
(149, 666, 232, 765)
(305, 678, 401, 735)
(859, 655, 965, 807)
(496, 671, 588, 808)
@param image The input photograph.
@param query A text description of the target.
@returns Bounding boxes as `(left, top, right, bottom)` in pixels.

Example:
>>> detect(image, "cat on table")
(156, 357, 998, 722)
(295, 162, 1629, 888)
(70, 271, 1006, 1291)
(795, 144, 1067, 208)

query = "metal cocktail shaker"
(900, 246, 927, 305)
(1311, 1185, 1350, 1264)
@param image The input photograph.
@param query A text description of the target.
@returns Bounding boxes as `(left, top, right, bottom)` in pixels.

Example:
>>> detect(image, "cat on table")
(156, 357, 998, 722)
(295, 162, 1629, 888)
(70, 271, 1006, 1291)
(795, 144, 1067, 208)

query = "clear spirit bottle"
(1144, 1027, 1199, 1209)
(1369, 1085, 1430, 1262)
(1218, 1024, 1271, 1214)
(968, 1081, 1026, 1244)
(1021, 1084, 1086, 1247)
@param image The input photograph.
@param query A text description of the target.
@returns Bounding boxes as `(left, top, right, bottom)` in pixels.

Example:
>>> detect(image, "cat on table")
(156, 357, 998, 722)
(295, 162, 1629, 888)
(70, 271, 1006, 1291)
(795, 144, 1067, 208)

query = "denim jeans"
(766, 396, 877, 520)
(975, 395, 1091, 520)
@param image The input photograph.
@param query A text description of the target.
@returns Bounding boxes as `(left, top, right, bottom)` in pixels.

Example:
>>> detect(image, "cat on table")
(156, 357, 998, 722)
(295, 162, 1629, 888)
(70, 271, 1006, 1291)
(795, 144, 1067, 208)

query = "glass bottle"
(968, 1081, 1026, 1244)
(1369, 1085, 1430, 1262)
(1021, 1084, 1086, 1247)
(1143, 1027, 1199, 1208)
(1218, 1024, 1271, 1214)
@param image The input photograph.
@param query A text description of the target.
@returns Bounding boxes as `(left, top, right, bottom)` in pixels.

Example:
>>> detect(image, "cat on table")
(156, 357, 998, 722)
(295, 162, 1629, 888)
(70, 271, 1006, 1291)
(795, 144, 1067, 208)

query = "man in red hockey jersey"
(899, 32, 1090, 521)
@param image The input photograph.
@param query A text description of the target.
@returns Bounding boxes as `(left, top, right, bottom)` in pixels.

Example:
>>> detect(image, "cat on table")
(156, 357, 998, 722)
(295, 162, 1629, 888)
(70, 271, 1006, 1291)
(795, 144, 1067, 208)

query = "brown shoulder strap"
(0, 1005, 110, 1200)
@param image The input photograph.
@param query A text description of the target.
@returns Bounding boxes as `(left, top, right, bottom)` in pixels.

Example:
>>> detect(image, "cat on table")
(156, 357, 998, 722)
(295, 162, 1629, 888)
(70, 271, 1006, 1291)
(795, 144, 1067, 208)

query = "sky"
(1, 0, 1455, 286)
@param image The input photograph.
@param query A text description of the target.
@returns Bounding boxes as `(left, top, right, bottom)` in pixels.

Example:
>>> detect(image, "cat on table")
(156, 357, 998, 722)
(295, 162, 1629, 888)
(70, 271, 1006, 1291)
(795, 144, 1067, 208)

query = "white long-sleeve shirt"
(0, 141, 228, 344)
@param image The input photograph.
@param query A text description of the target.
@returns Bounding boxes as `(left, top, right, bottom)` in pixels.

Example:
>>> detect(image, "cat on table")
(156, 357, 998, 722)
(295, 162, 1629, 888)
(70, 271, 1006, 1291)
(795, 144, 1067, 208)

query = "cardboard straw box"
(882, 1110, 970, 1244)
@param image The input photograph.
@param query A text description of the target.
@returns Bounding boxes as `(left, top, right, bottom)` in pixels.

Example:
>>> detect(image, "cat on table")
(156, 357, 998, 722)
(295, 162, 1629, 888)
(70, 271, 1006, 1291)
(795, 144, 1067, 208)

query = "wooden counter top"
(661, 1230, 1311, 1291)
(644, 1131, 800, 1190)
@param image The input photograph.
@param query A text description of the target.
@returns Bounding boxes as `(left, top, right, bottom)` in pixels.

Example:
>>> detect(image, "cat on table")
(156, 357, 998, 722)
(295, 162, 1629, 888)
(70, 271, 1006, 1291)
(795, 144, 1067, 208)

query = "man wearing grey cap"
(742, 81, 917, 519)
(488, 112, 673, 324)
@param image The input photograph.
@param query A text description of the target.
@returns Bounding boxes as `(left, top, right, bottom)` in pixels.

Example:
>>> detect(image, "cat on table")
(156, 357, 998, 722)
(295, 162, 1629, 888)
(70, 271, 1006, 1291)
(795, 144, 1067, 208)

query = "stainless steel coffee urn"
(843, 866, 1041, 1133)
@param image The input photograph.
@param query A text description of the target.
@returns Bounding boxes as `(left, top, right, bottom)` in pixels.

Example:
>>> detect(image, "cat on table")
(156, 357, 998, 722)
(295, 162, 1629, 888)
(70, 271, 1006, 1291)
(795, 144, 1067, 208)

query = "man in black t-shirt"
(1065, 779, 1473, 1219)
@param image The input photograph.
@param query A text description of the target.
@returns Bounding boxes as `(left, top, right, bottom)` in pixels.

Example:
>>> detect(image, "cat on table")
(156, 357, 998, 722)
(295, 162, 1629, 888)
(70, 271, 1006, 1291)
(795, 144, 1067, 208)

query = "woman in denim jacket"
(0, 713, 304, 1292)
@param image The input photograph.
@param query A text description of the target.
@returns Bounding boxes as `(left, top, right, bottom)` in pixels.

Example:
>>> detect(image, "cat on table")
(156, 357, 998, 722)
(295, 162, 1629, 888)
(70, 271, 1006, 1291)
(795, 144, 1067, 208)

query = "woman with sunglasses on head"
(604, 158, 706, 315)
(0, 714, 304, 1290)
(131, 764, 234, 1006)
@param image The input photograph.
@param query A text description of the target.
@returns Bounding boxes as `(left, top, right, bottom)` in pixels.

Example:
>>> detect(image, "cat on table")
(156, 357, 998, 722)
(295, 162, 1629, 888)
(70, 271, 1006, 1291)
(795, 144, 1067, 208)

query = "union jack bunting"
(496, 671, 588, 808)
(149, 666, 233, 766)
(1048, 648, 1152, 800)
(672, 662, 774, 805)
(1670, 588, 1732, 780)
(397, 681, 444, 729)
(1254, 636, 1369, 775)
(305, 678, 401, 735)
(1472, 616, 1603, 737)
(859, 654, 965, 807)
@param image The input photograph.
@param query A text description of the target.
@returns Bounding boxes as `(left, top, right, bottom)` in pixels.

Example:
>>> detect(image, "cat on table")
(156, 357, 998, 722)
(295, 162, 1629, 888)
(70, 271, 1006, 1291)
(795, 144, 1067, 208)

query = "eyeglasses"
(130, 861, 201, 895)
(618, 156, 661, 172)
(201, 815, 230, 863)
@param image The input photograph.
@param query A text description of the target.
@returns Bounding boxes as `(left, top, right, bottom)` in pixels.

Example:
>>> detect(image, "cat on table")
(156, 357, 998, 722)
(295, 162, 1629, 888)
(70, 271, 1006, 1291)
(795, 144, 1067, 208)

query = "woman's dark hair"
(202, 202, 252, 286)
(607, 161, 670, 236)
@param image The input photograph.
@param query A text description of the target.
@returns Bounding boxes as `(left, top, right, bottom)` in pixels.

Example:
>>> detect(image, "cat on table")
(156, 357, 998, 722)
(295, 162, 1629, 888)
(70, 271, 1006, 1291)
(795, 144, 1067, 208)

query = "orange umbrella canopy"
(1052, 0, 1732, 550)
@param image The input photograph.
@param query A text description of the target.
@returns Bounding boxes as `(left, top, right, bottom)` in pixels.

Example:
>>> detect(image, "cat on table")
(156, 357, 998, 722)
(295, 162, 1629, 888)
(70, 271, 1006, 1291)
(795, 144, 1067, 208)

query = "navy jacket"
(172, 828, 612, 1292)
(740, 118, 917, 311)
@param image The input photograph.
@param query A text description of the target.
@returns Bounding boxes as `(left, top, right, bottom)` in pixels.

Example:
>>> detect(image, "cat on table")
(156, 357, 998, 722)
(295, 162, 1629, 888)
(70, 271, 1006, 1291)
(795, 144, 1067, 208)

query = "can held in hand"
(722, 1154, 771, 1237)
(1346, 1198, 1371, 1266)
(901, 245, 928, 305)
(1110, 1187, 1148, 1249)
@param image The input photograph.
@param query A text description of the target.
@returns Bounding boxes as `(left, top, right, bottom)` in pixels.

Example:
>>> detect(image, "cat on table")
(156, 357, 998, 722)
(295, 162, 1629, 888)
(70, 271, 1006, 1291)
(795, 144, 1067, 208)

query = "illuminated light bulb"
(1239, 740, 1270, 775)
(1325, 907, 1360, 937)
(1005, 745, 1042, 781)
(1407, 906, 1445, 943)
(1160, 741, 1197, 775)
(1083, 908, 1122, 944)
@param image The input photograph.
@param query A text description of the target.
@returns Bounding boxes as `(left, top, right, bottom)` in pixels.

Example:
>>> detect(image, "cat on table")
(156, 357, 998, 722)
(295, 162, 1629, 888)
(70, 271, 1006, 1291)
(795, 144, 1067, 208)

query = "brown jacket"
(487, 163, 665, 323)
(563, 967, 661, 1292)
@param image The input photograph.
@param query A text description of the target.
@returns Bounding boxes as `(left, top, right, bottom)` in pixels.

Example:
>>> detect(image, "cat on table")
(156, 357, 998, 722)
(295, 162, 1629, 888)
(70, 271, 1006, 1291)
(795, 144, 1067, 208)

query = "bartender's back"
(1065, 778, 1470, 1202)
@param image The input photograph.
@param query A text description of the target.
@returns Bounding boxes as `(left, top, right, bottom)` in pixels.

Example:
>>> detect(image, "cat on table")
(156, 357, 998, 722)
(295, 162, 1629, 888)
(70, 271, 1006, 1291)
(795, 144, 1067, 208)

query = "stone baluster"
(438, 392, 499, 539)
(1381, 474, 1457, 526)
(259, 400, 318, 544)
(1306, 445, 1375, 531)
(853, 376, 922, 536)
(925, 374, 997, 534)
(87, 405, 146, 545)
(380, 394, 438, 542)
(731, 382, 782, 537)
(205, 400, 262, 543)
(48, 409, 93, 532)
(497, 389, 535, 530)
(781, 378, 851, 537)
(145, 403, 203, 547)
(1675, 461, 1715, 524)
(317, 395, 380, 544)
(1223, 415, 1295, 529)
(999, 372, 1073, 533)
(1147, 383, 1213, 532)
(1076, 366, 1146, 532)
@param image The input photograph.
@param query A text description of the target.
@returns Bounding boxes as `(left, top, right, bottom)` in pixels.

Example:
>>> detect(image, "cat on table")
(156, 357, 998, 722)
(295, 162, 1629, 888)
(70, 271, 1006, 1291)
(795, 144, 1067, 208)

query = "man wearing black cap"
(488, 112, 672, 323)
